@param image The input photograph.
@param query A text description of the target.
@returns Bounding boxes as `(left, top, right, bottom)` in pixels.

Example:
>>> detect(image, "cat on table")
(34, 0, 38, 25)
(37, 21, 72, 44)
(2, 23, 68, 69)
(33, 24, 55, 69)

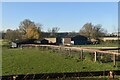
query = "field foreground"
(2, 47, 120, 76)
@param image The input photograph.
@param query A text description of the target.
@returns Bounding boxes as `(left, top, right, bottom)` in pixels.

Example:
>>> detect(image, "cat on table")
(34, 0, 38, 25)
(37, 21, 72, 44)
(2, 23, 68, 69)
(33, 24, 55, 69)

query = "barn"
(71, 35, 91, 45)
(11, 38, 50, 48)
(11, 39, 37, 48)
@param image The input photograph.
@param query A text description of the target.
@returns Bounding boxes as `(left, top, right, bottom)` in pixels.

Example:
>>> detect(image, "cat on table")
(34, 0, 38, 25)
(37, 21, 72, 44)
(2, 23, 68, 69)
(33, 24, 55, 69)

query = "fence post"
(69, 48, 71, 56)
(113, 54, 116, 66)
(94, 52, 97, 62)
(81, 50, 83, 59)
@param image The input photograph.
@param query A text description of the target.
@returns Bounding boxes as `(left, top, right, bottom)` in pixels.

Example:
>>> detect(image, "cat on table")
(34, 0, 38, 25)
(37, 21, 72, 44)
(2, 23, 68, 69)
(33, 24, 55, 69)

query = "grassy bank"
(2, 47, 119, 76)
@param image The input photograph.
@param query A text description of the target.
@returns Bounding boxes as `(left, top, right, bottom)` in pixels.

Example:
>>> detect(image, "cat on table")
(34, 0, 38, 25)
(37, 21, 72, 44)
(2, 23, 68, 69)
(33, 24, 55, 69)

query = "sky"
(2, 2, 118, 33)
(1, 0, 119, 2)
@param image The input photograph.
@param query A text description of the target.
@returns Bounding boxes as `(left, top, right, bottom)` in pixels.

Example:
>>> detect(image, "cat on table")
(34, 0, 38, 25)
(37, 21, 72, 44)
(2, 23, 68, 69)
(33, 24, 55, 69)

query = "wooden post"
(69, 49, 71, 56)
(81, 50, 83, 59)
(59, 47, 61, 52)
(94, 52, 97, 62)
(113, 54, 116, 66)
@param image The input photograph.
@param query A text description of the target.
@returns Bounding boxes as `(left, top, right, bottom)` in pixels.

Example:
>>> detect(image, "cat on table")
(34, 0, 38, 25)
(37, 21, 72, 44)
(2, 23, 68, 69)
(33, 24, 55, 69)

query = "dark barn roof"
(40, 39, 49, 44)
(13, 39, 37, 44)
(71, 35, 88, 41)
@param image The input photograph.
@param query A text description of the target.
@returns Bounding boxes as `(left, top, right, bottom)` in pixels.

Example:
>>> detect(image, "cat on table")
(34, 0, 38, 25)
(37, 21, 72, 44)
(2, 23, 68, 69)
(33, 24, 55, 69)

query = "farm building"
(11, 39, 49, 48)
(56, 35, 90, 45)
(40, 32, 78, 45)
(44, 35, 90, 45)
(11, 39, 37, 48)
(61, 37, 71, 45)
(45, 38, 56, 44)
(44, 37, 71, 45)
(56, 35, 72, 45)
(11, 33, 91, 48)
(71, 35, 91, 45)
(40, 39, 49, 44)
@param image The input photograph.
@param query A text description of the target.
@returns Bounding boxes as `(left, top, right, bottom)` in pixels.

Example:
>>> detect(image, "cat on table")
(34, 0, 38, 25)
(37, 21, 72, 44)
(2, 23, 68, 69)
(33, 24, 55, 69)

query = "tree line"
(1, 19, 107, 41)
(80, 23, 107, 40)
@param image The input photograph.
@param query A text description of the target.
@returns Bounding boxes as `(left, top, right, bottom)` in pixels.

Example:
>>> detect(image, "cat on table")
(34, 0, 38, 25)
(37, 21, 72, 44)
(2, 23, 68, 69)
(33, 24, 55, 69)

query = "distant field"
(0, 39, 2, 45)
(73, 43, 118, 47)
(2, 47, 120, 76)
(0, 39, 9, 46)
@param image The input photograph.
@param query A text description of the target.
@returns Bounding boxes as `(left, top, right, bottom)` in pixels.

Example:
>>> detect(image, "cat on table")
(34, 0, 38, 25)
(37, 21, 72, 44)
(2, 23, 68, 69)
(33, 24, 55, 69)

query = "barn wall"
(62, 38, 71, 45)
(45, 38, 56, 43)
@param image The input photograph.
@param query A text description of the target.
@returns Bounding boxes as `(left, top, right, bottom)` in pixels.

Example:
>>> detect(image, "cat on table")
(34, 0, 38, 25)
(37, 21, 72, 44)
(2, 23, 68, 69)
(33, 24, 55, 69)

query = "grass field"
(2, 47, 120, 76)
(73, 43, 118, 47)
(0, 39, 2, 45)
(0, 39, 9, 46)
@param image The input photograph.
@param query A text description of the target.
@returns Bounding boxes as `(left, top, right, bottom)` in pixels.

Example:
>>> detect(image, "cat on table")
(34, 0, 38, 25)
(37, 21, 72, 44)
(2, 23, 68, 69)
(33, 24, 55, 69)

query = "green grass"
(0, 39, 9, 46)
(2, 47, 119, 76)
(73, 43, 118, 47)
(0, 39, 2, 45)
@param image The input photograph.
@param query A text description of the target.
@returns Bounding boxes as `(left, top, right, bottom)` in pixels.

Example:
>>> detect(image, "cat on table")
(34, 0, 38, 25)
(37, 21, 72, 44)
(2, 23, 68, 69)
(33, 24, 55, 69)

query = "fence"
(1, 70, 120, 80)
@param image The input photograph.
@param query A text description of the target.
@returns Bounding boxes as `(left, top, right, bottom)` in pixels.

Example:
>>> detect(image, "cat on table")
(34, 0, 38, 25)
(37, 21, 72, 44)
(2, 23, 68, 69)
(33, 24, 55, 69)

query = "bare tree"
(80, 23, 107, 40)
(79, 23, 93, 40)
(0, 31, 5, 39)
(51, 27, 60, 34)
(92, 24, 107, 39)
(4, 29, 22, 41)
(47, 27, 60, 37)
(35, 23, 42, 32)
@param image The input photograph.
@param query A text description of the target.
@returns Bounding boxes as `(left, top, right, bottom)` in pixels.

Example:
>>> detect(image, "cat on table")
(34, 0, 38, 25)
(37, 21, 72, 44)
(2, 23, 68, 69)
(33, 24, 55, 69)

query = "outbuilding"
(11, 39, 37, 48)
(71, 35, 91, 45)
